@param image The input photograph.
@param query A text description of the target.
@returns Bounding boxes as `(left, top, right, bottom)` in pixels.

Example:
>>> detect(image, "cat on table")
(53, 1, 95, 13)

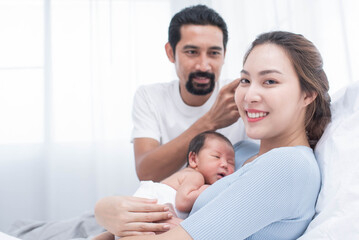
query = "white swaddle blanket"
(133, 181, 189, 219)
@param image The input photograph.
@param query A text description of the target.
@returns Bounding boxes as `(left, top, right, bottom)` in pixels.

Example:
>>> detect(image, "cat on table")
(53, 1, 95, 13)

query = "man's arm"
(135, 79, 240, 181)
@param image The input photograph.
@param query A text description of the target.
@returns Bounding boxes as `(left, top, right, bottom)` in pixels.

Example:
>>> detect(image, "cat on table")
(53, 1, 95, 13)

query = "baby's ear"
(188, 151, 198, 168)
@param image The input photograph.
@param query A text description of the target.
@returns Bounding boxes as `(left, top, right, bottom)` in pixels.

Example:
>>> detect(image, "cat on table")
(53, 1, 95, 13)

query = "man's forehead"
(177, 25, 224, 50)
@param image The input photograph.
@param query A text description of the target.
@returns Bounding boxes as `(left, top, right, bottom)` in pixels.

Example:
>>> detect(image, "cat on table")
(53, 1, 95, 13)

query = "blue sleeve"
(180, 147, 319, 239)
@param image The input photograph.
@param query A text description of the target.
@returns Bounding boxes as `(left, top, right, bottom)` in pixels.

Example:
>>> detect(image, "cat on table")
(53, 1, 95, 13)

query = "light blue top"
(181, 140, 321, 240)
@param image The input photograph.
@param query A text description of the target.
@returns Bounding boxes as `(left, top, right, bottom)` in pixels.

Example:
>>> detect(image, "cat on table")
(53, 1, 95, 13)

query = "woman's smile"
(246, 109, 269, 122)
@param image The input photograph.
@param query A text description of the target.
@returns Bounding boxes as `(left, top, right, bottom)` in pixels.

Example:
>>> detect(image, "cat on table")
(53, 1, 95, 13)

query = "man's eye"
(210, 51, 220, 56)
(186, 50, 197, 55)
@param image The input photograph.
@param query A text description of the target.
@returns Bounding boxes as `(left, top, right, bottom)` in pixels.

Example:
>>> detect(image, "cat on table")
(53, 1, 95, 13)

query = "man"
(132, 5, 247, 181)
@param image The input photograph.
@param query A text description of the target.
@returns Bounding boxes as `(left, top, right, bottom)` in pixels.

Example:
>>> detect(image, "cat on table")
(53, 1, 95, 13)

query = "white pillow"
(299, 81, 359, 239)
(0, 232, 21, 240)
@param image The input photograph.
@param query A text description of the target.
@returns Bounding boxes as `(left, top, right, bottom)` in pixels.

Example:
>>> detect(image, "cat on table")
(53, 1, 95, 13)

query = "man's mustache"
(189, 71, 215, 80)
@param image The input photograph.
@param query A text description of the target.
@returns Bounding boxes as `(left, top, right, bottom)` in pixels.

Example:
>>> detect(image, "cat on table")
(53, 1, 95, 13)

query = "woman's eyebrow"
(240, 69, 282, 76)
(241, 69, 250, 75)
(259, 69, 282, 75)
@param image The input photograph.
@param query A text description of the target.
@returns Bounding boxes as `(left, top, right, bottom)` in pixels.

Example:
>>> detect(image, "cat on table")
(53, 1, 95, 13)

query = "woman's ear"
(303, 91, 318, 107)
(188, 151, 198, 169)
(165, 42, 175, 63)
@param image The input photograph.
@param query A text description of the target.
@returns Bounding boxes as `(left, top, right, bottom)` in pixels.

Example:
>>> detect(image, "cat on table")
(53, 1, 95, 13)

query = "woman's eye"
(239, 78, 250, 84)
(264, 79, 277, 85)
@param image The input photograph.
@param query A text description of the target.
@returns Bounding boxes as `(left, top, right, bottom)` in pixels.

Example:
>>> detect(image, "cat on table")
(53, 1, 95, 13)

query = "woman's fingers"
(126, 197, 170, 213)
(120, 231, 156, 237)
(130, 211, 173, 222)
(128, 203, 170, 214)
(124, 221, 171, 233)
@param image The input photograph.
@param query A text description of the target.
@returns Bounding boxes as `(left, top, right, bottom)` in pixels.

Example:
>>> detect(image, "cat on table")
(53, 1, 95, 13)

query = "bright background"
(0, 0, 358, 233)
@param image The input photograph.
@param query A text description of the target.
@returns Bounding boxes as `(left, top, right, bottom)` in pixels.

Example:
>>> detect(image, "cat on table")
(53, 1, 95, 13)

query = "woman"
(94, 31, 331, 239)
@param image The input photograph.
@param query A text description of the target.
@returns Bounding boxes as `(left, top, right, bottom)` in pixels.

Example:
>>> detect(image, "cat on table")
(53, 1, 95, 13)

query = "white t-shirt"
(131, 79, 247, 145)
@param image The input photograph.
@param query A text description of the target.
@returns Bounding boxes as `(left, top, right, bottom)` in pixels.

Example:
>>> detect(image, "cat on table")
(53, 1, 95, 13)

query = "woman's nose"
(244, 85, 261, 103)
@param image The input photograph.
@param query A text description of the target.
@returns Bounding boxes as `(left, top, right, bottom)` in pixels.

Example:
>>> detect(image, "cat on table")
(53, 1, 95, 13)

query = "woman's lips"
(246, 110, 269, 122)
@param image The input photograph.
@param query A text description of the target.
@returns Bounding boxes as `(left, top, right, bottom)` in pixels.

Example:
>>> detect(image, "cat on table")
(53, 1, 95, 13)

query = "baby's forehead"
(204, 135, 233, 147)
(202, 136, 234, 154)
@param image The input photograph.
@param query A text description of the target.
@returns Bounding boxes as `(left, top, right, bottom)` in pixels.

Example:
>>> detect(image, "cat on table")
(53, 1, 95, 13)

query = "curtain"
(0, 0, 358, 233)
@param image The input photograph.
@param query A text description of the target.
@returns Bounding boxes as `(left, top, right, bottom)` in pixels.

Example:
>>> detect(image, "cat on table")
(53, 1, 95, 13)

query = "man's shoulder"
(137, 80, 178, 93)
(134, 80, 179, 106)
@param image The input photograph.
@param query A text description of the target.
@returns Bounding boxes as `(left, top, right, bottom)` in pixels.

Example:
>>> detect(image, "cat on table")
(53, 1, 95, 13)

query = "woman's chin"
(246, 131, 262, 140)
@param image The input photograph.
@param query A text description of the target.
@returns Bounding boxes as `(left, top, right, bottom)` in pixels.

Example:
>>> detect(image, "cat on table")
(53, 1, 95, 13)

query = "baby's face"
(195, 137, 235, 184)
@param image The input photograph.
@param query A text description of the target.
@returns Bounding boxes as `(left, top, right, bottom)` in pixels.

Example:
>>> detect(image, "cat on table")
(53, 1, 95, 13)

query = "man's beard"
(186, 71, 216, 95)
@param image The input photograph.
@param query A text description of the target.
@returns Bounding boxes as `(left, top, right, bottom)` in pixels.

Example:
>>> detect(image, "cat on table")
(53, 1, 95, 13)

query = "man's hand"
(205, 79, 240, 129)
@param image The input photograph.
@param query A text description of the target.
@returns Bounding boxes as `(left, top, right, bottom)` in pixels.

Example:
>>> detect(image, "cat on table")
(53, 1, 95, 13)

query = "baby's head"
(187, 131, 235, 184)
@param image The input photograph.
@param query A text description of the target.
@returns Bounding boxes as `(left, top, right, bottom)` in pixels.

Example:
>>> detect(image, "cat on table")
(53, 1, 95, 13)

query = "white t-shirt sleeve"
(131, 86, 161, 142)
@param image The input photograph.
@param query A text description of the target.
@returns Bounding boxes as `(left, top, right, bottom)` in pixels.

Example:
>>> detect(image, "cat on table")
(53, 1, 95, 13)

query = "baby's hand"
(199, 184, 210, 193)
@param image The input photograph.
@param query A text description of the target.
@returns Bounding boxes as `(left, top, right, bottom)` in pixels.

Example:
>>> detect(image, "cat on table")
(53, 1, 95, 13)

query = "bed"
(6, 81, 359, 239)
(299, 80, 359, 239)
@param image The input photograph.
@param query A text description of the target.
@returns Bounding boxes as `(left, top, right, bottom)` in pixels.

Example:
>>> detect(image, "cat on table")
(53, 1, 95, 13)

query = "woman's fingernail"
(168, 213, 173, 218)
(164, 206, 169, 211)
(163, 224, 170, 230)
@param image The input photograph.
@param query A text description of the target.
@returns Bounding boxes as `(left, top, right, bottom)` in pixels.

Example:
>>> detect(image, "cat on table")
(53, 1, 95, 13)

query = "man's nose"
(195, 55, 211, 72)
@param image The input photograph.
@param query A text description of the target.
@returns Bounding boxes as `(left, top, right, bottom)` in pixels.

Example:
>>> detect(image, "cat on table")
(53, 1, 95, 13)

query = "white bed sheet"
(0, 232, 21, 240)
(299, 81, 359, 239)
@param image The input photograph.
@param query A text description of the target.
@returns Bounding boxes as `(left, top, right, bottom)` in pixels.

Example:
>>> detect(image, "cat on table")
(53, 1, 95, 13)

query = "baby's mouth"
(217, 173, 226, 179)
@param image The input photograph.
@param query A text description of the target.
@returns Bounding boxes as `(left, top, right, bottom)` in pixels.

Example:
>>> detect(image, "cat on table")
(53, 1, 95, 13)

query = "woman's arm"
(121, 225, 193, 240)
(94, 196, 173, 237)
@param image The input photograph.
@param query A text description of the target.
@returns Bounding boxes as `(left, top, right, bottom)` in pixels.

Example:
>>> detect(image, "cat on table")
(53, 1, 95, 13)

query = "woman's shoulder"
(267, 146, 316, 166)
(263, 146, 320, 182)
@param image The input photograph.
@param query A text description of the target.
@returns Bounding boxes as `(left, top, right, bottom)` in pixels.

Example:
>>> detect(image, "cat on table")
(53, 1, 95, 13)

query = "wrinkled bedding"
(299, 81, 359, 239)
(8, 211, 104, 240)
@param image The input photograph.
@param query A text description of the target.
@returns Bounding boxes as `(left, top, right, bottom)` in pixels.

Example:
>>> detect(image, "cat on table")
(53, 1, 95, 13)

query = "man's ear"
(165, 42, 175, 63)
(188, 152, 198, 168)
(303, 91, 318, 107)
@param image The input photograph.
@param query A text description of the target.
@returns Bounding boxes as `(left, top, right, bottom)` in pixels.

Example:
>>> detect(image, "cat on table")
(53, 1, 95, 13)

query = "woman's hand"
(94, 196, 173, 237)
(154, 204, 183, 234)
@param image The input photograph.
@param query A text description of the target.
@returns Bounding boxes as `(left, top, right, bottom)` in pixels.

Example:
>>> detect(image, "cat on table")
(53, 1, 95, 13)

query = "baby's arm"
(175, 171, 210, 212)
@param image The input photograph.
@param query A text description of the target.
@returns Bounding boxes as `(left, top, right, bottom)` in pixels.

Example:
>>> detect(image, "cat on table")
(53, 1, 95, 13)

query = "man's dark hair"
(186, 131, 233, 165)
(168, 4, 228, 55)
